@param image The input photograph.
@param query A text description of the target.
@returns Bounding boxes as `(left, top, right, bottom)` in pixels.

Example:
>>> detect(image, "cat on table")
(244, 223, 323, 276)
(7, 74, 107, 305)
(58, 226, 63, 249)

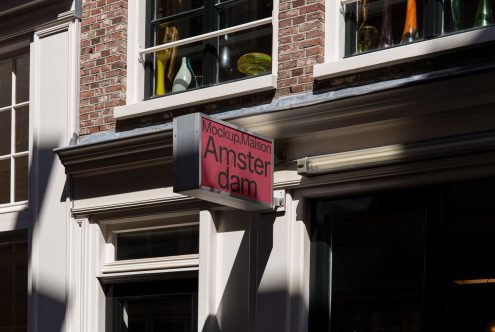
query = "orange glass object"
(401, 0, 419, 43)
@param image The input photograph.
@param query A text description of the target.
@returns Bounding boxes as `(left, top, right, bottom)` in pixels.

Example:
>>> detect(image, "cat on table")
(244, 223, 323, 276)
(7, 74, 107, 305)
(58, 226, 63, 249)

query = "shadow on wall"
(14, 144, 67, 331)
(201, 210, 308, 332)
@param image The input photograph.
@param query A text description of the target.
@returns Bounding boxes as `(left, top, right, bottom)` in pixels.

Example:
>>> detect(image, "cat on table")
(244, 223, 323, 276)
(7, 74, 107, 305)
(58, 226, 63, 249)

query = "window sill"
(101, 254, 199, 275)
(115, 74, 277, 120)
(314, 26, 495, 80)
(0, 201, 28, 215)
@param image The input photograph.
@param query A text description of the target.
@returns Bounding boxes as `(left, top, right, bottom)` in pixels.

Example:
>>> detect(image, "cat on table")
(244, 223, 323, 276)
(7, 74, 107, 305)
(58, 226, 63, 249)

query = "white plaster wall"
(29, 19, 78, 332)
(197, 193, 307, 332)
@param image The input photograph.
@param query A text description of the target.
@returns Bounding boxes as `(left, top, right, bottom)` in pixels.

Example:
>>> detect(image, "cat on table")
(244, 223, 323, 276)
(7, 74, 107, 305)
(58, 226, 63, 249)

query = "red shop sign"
(173, 113, 273, 210)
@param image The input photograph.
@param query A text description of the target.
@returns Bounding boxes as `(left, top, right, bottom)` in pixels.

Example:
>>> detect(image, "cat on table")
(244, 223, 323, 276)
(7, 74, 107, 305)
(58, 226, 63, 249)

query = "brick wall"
(80, 0, 127, 135)
(78, 0, 324, 135)
(277, 0, 325, 96)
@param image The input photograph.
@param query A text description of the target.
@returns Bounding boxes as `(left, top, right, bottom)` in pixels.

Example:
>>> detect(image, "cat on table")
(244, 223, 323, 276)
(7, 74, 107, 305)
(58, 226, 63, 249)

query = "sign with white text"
(173, 113, 273, 210)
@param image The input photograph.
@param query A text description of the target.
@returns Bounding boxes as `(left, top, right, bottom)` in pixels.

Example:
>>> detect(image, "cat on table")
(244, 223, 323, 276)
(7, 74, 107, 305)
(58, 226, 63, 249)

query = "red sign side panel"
(200, 117, 273, 205)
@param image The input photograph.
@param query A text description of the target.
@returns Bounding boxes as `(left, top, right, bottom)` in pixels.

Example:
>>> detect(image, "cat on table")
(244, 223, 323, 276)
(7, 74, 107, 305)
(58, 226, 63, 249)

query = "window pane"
(116, 225, 199, 260)
(149, 40, 204, 97)
(445, 177, 495, 331)
(155, 0, 203, 19)
(14, 155, 28, 202)
(219, 0, 272, 28)
(15, 106, 29, 153)
(330, 210, 424, 331)
(107, 276, 198, 332)
(0, 110, 11, 156)
(125, 295, 197, 331)
(0, 232, 27, 330)
(344, 0, 423, 56)
(15, 55, 29, 104)
(0, 60, 12, 108)
(311, 193, 426, 331)
(153, 15, 204, 45)
(0, 159, 10, 204)
(218, 25, 272, 82)
(444, 0, 494, 34)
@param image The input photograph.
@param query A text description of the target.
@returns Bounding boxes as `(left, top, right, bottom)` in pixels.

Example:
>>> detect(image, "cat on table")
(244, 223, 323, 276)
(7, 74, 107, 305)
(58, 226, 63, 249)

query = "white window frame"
(99, 211, 200, 279)
(78, 210, 215, 331)
(0, 40, 32, 213)
(314, 0, 495, 80)
(117, 0, 279, 120)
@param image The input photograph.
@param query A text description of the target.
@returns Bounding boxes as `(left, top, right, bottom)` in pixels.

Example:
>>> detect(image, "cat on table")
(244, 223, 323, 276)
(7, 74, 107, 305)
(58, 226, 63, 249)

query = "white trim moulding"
(314, 26, 495, 80)
(101, 254, 200, 274)
(114, 74, 277, 120)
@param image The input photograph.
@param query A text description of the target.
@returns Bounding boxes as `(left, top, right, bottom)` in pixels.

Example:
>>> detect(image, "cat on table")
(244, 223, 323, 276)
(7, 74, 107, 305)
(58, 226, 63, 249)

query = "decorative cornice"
(56, 69, 495, 180)
(278, 131, 495, 192)
(55, 130, 174, 176)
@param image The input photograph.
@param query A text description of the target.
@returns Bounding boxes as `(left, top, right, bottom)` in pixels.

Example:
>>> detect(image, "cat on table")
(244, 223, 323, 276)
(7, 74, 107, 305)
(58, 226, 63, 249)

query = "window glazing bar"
(139, 17, 272, 57)
(340, 0, 361, 5)
(151, 7, 205, 25)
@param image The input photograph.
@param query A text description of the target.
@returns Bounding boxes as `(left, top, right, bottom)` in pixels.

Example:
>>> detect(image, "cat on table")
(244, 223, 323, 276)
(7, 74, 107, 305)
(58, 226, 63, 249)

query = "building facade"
(51, 0, 495, 331)
(0, 0, 80, 331)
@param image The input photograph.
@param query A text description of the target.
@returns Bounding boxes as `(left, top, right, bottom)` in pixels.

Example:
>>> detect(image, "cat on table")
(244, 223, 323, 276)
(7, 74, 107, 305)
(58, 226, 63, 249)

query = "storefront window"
(344, 0, 494, 56)
(310, 177, 495, 331)
(144, 0, 273, 98)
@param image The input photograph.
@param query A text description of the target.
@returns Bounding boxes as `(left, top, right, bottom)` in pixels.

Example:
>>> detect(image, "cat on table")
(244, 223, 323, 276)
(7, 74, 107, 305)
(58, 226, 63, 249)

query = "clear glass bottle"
(474, 0, 494, 27)
(378, 0, 393, 48)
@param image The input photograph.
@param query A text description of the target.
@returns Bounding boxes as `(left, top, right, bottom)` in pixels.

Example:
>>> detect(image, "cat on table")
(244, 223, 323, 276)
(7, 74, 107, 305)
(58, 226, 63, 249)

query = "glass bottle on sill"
(155, 25, 178, 96)
(357, 0, 378, 53)
(219, 34, 241, 81)
(378, 0, 393, 48)
(473, 0, 494, 27)
(401, 0, 419, 43)
(450, 0, 464, 31)
(172, 57, 197, 92)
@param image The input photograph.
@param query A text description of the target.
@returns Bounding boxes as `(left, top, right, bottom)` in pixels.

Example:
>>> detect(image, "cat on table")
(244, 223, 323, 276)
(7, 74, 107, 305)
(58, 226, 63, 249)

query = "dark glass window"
(0, 231, 27, 331)
(145, 0, 273, 98)
(0, 53, 29, 205)
(106, 274, 198, 332)
(310, 177, 495, 331)
(344, 0, 494, 56)
(115, 225, 199, 260)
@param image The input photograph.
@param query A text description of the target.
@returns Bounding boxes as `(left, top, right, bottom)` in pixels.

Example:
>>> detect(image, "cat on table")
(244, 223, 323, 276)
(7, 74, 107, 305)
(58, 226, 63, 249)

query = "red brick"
(290, 85, 304, 93)
(293, 15, 306, 25)
(292, 0, 305, 8)
(279, 9, 299, 20)
(79, 0, 127, 136)
(299, 3, 324, 14)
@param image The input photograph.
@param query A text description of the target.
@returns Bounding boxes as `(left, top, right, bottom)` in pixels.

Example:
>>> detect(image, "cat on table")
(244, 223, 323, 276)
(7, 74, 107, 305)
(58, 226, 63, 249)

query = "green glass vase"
(450, 0, 464, 31)
(474, 0, 494, 27)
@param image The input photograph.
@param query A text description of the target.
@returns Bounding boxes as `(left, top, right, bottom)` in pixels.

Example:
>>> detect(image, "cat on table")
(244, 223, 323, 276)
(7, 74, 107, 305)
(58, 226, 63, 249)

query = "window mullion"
(423, 0, 443, 38)
(10, 59, 16, 204)
(203, 0, 219, 86)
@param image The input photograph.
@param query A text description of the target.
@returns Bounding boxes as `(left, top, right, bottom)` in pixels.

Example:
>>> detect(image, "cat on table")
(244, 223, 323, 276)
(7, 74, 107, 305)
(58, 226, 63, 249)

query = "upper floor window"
(0, 53, 29, 205)
(344, 0, 494, 56)
(314, 0, 495, 79)
(143, 0, 273, 99)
